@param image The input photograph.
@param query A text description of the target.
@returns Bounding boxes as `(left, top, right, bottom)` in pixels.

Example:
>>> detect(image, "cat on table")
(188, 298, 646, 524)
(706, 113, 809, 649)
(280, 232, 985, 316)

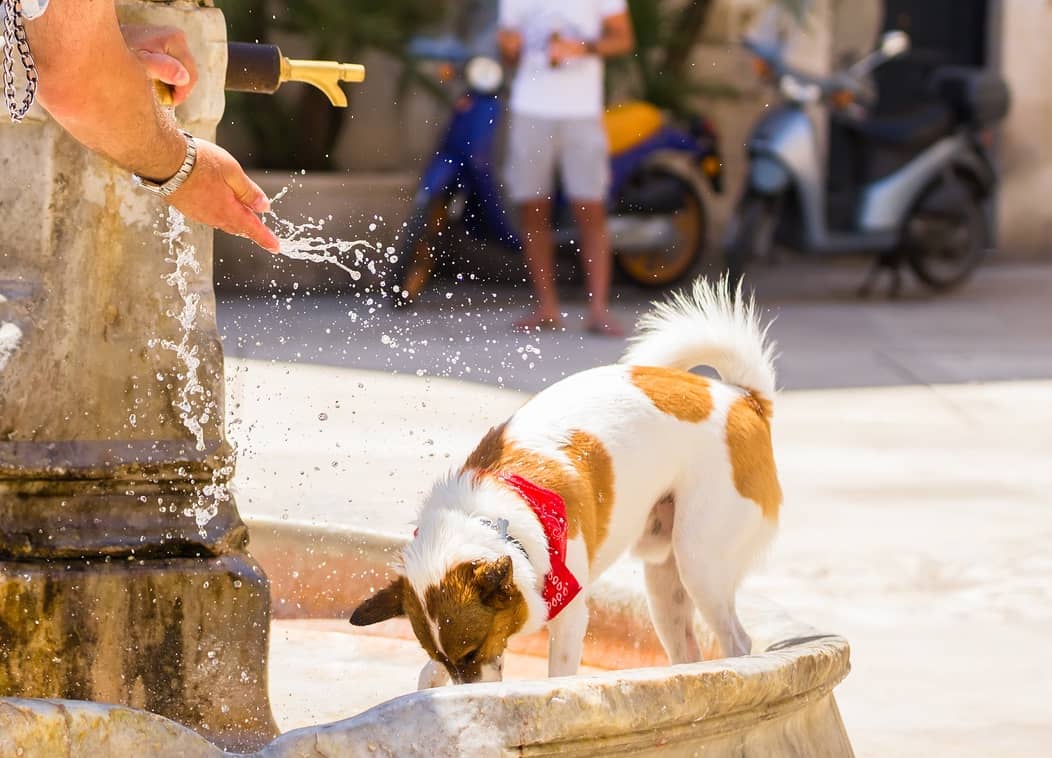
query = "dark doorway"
(826, 0, 993, 226)
(875, 0, 990, 114)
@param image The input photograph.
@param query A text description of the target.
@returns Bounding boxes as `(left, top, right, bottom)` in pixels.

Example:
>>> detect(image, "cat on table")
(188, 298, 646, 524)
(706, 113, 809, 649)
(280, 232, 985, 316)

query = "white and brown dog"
(351, 278, 781, 688)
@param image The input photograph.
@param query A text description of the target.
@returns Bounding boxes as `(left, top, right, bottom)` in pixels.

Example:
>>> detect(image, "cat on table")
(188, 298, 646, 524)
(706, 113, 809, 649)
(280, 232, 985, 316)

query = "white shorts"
(505, 113, 610, 203)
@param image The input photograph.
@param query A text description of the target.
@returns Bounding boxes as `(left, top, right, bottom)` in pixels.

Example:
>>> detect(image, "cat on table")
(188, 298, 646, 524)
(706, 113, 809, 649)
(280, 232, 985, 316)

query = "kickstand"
(857, 255, 904, 299)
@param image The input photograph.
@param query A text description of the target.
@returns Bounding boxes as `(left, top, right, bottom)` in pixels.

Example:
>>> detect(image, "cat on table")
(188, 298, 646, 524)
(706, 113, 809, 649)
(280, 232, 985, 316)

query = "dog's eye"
(463, 649, 479, 664)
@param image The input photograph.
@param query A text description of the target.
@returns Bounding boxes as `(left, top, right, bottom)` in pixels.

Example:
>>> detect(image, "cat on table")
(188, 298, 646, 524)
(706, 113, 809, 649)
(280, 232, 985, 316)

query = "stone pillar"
(0, 1, 277, 751)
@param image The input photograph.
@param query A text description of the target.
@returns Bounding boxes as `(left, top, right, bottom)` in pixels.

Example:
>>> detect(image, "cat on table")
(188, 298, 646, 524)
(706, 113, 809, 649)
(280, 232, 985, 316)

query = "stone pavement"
(220, 262, 1052, 757)
(219, 261, 1052, 393)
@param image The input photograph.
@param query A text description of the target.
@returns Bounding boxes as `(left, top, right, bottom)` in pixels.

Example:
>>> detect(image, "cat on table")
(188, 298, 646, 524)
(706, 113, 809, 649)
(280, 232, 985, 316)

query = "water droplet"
(318, 412, 328, 422)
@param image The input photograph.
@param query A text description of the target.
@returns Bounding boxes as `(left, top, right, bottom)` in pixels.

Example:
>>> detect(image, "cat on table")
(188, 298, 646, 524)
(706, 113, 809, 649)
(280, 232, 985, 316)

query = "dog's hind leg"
(672, 486, 772, 659)
(644, 551, 703, 664)
(636, 495, 704, 664)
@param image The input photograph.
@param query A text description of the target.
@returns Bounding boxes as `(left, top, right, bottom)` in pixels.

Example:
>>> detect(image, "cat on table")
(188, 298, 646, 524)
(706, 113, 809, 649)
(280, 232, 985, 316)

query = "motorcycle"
(389, 38, 724, 305)
(725, 31, 1011, 295)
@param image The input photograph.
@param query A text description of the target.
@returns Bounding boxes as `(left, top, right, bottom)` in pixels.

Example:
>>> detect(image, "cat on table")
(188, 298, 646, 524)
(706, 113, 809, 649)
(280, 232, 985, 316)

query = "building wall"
(992, 0, 1052, 259)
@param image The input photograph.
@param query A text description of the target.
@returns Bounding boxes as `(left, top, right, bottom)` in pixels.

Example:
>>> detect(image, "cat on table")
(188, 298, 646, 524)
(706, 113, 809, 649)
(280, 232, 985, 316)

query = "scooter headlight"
(779, 74, 822, 104)
(465, 56, 504, 95)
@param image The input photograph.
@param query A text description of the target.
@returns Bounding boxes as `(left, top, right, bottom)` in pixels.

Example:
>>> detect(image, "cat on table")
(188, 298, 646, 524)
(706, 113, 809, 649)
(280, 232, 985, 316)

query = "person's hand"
(168, 139, 280, 253)
(121, 24, 198, 106)
(548, 36, 589, 66)
(497, 29, 524, 66)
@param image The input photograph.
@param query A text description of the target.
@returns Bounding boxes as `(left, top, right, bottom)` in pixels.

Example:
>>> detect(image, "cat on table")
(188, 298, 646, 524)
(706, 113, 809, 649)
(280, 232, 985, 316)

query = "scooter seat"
(850, 104, 956, 150)
(604, 101, 665, 155)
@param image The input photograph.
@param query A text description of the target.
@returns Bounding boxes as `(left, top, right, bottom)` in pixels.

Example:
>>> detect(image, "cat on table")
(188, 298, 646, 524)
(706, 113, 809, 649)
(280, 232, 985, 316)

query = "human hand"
(168, 139, 280, 253)
(121, 24, 198, 106)
(497, 29, 524, 66)
(548, 36, 589, 66)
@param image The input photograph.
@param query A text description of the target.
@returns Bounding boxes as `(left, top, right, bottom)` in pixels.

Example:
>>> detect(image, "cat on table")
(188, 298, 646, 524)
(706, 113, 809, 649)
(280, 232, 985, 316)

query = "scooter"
(388, 37, 724, 305)
(725, 31, 1011, 295)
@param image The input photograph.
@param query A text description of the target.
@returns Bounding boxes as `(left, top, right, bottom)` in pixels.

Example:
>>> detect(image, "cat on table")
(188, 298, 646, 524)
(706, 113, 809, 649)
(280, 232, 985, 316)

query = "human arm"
(549, 10, 636, 65)
(23, 0, 278, 252)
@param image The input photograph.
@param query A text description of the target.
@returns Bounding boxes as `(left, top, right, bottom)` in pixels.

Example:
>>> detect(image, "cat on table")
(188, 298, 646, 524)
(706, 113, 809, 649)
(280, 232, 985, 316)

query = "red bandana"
(498, 472, 582, 620)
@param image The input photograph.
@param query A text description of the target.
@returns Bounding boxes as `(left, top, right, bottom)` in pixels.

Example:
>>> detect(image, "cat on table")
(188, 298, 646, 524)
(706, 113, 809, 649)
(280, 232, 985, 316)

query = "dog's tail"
(621, 275, 777, 401)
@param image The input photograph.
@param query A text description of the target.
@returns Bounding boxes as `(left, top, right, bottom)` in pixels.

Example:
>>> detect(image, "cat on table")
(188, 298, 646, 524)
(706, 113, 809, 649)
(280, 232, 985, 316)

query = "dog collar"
(478, 517, 528, 559)
(498, 472, 582, 620)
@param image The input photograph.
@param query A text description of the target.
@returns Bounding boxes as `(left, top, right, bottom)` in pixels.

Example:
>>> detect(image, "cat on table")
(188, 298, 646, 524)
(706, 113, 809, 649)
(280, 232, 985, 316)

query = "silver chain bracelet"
(2, 0, 39, 123)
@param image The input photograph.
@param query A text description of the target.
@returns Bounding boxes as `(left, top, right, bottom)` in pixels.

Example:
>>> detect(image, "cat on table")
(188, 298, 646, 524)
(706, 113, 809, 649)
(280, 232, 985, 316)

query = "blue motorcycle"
(390, 40, 724, 304)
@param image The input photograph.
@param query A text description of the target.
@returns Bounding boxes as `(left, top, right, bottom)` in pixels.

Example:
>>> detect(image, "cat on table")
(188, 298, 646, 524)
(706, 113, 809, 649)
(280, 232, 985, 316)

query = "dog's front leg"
(418, 659, 451, 690)
(547, 594, 590, 678)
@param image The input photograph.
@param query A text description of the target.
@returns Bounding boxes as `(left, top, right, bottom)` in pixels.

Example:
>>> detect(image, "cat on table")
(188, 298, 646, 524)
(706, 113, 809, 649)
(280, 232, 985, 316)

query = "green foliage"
(614, 0, 803, 119)
(217, 0, 448, 169)
(216, 0, 802, 168)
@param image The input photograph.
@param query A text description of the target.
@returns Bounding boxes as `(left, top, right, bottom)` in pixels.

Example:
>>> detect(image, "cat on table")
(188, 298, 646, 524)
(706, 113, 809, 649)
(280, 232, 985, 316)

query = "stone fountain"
(0, 1, 273, 751)
(1, 2, 857, 755)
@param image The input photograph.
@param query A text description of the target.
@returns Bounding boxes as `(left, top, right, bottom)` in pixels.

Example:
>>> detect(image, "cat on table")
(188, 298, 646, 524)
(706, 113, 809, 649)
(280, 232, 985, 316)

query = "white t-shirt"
(499, 0, 627, 119)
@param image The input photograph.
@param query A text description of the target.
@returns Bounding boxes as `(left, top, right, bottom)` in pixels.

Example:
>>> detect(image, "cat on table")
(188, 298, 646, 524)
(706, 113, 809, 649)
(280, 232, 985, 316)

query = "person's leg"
(571, 201, 622, 335)
(506, 113, 562, 330)
(516, 199, 562, 328)
(562, 117, 623, 336)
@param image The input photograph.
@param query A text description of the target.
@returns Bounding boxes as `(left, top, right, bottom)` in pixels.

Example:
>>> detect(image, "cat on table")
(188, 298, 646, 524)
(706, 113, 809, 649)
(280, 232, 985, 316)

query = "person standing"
(498, 0, 634, 335)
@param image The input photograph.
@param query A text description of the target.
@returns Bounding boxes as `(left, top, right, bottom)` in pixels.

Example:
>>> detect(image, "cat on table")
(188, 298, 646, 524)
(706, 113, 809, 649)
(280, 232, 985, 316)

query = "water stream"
(156, 190, 388, 536)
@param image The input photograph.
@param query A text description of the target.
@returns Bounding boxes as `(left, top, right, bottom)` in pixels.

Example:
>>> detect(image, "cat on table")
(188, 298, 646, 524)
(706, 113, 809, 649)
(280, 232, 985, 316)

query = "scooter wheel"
(615, 169, 707, 288)
(389, 197, 448, 307)
(904, 176, 987, 292)
(724, 194, 776, 284)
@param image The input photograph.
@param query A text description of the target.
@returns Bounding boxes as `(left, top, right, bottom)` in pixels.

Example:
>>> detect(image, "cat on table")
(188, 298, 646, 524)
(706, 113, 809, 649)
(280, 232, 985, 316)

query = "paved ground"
(219, 262, 1052, 757)
(219, 261, 1052, 393)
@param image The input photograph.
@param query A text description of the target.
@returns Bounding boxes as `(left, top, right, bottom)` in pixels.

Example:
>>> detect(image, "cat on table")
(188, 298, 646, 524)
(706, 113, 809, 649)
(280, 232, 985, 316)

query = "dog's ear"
(350, 577, 407, 626)
(473, 555, 514, 607)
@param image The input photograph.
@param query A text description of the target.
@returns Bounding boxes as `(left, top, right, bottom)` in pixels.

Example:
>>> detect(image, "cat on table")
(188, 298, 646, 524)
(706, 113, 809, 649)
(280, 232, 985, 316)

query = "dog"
(350, 277, 781, 688)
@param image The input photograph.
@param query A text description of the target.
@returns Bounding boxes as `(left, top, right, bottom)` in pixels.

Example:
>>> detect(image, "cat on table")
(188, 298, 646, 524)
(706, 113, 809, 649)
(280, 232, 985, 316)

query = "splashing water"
(0, 321, 23, 371)
(156, 208, 227, 537)
(183, 462, 233, 536)
(266, 187, 383, 281)
(155, 208, 210, 451)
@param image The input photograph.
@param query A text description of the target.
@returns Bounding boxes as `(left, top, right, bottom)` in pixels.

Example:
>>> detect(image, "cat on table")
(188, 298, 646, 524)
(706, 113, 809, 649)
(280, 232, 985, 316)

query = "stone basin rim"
(0, 519, 852, 757)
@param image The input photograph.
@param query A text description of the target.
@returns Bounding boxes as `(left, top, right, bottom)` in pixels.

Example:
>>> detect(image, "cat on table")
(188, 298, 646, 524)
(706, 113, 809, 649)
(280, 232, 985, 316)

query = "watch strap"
(135, 131, 197, 198)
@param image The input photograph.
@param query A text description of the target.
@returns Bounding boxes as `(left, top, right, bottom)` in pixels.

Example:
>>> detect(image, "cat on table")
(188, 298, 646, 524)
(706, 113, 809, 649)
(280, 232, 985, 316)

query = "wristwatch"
(134, 131, 197, 198)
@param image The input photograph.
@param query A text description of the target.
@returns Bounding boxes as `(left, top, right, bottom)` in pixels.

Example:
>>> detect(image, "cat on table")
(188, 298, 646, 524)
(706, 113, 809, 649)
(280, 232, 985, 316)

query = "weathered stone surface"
(0, 0, 277, 750)
(0, 698, 224, 758)
(0, 556, 273, 751)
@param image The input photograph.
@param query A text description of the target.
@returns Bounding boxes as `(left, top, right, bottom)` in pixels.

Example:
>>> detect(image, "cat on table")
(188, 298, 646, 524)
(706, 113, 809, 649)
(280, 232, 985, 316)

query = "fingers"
(160, 30, 198, 105)
(136, 49, 190, 87)
(125, 25, 199, 105)
(223, 161, 272, 214)
(224, 206, 281, 253)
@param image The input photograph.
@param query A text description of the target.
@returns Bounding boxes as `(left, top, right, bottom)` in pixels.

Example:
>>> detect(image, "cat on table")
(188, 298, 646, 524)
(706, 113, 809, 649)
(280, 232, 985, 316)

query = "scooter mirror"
(880, 31, 910, 59)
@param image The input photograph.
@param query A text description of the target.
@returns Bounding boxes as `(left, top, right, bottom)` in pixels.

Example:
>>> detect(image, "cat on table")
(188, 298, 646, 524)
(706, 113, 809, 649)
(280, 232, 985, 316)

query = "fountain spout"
(280, 58, 367, 108)
(156, 42, 367, 108)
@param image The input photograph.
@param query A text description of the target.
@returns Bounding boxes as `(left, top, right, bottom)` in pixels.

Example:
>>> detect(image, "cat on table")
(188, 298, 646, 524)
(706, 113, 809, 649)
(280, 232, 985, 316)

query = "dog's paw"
(417, 659, 451, 690)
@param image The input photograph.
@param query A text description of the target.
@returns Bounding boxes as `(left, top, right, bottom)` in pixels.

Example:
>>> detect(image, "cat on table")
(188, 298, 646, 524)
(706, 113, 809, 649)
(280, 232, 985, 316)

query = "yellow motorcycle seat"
(604, 101, 666, 155)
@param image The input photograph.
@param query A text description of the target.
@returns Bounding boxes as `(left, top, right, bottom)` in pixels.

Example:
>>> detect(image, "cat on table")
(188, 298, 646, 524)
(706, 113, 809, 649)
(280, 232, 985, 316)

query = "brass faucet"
(279, 58, 366, 108)
(155, 42, 365, 108)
